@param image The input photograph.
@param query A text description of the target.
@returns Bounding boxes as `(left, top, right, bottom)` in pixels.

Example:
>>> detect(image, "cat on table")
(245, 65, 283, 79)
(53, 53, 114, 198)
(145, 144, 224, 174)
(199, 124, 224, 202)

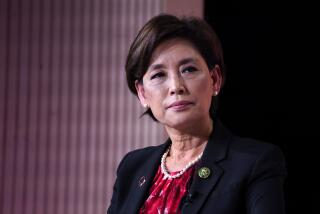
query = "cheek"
(144, 87, 166, 120)
(192, 77, 213, 95)
(144, 86, 165, 104)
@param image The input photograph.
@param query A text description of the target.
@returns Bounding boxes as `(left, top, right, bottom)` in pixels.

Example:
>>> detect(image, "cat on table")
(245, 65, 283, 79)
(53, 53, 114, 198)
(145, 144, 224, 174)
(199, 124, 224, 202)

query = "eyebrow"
(149, 58, 197, 71)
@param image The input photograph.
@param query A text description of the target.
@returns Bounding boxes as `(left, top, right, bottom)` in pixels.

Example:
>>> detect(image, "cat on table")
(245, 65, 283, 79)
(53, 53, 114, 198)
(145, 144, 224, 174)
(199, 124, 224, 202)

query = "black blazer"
(108, 121, 287, 214)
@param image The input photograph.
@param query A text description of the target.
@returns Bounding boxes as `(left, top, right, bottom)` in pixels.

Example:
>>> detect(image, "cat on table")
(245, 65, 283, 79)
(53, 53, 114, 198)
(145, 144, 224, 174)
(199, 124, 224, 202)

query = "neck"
(165, 117, 213, 160)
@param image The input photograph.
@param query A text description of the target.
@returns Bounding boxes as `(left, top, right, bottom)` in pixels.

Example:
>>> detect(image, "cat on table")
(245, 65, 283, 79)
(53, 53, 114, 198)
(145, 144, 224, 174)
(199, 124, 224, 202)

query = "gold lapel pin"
(198, 167, 211, 179)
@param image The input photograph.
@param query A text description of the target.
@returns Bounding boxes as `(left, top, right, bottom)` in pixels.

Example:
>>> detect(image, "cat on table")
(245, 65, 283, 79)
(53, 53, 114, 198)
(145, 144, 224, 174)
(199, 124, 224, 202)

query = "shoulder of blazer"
(182, 121, 287, 213)
(116, 140, 170, 175)
(210, 119, 284, 161)
(228, 134, 286, 163)
(113, 141, 170, 213)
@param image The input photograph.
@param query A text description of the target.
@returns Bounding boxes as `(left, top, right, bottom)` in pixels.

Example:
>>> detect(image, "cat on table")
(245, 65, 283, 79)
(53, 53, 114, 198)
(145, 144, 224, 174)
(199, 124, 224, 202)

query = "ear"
(209, 64, 223, 96)
(135, 80, 148, 107)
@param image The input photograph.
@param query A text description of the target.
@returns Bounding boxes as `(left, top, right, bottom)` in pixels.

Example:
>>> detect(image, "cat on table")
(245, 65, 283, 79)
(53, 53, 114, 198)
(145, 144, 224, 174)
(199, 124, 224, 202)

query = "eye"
(150, 72, 165, 80)
(182, 66, 197, 73)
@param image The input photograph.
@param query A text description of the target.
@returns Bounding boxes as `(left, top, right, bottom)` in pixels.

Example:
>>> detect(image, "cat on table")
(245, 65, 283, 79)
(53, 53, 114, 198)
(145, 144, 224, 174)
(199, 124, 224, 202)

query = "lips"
(167, 100, 194, 110)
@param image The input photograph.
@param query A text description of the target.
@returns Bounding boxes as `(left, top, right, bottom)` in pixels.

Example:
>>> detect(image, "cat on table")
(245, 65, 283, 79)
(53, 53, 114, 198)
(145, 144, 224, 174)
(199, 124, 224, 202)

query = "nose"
(169, 74, 186, 95)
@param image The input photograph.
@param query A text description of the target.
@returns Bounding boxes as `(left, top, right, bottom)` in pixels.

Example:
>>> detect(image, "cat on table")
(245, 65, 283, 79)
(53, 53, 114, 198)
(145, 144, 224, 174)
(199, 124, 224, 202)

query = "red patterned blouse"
(139, 165, 195, 214)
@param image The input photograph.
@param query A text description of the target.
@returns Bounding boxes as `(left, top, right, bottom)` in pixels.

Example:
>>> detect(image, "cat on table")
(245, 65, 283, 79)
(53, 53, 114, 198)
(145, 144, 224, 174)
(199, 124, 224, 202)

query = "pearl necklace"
(161, 146, 203, 179)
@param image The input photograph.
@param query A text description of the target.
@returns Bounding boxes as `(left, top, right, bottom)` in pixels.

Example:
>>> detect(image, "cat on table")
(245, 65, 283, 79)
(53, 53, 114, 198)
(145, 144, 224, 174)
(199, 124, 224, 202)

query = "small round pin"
(198, 167, 211, 179)
(138, 176, 146, 187)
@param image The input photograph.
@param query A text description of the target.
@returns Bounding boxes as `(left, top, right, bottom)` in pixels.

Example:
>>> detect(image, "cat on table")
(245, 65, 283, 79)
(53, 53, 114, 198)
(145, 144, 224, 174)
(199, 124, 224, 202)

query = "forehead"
(149, 38, 203, 66)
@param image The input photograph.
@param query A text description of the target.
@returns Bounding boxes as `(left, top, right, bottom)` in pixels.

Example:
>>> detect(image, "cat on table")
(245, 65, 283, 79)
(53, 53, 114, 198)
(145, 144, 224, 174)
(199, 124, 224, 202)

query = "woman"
(108, 14, 287, 214)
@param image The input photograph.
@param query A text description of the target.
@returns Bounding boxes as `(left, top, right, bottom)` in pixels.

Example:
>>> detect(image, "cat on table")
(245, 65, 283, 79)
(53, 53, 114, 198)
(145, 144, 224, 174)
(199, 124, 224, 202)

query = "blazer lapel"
(182, 121, 232, 214)
(123, 141, 170, 213)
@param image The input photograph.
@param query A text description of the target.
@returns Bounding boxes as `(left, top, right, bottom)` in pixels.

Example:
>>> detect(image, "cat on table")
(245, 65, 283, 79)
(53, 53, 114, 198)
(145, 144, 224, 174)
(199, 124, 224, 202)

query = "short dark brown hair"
(125, 14, 225, 120)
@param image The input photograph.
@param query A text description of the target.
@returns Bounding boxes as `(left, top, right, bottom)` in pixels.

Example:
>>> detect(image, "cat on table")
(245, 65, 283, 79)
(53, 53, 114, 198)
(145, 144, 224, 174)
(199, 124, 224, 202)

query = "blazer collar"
(182, 120, 232, 213)
(123, 140, 170, 213)
(124, 120, 231, 213)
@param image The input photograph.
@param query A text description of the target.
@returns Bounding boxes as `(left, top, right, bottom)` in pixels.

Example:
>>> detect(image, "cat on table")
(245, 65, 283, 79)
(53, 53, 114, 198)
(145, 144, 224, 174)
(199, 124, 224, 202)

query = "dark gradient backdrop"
(205, 0, 317, 213)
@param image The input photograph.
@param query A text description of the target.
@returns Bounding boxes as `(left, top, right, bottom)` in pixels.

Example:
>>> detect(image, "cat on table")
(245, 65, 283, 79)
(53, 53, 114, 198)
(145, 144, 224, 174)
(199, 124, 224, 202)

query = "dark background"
(204, 0, 317, 213)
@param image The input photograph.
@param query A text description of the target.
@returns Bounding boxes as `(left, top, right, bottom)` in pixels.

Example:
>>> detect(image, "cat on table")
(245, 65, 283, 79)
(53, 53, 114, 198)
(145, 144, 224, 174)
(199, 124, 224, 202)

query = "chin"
(163, 112, 201, 129)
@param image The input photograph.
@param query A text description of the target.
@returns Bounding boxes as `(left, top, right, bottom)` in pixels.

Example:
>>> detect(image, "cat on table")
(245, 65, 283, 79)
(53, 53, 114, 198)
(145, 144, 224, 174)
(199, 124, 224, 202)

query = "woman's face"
(135, 39, 222, 129)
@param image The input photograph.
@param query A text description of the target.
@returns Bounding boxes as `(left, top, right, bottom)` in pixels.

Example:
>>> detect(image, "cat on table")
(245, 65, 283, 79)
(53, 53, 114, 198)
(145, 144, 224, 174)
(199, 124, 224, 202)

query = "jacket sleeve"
(107, 174, 119, 214)
(246, 145, 287, 214)
(107, 152, 129, 214)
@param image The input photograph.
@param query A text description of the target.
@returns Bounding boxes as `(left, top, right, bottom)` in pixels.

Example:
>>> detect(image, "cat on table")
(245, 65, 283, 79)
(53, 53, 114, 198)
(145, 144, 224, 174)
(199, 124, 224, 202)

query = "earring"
(214, 91, 218, 96)
(143, 104, 149, 108)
